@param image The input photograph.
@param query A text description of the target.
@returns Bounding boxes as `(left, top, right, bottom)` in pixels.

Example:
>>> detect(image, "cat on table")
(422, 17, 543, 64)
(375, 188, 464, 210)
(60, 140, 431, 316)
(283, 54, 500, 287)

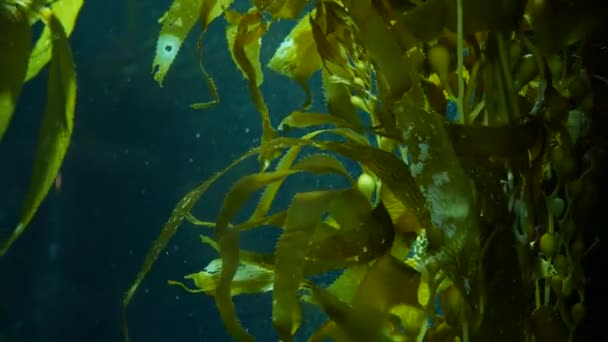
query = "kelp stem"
(456, 0, 465, 124)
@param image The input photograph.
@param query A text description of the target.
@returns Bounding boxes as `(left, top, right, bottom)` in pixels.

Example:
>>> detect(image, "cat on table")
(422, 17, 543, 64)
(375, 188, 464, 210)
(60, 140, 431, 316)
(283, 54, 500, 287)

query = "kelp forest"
(1, 0, 607, 341)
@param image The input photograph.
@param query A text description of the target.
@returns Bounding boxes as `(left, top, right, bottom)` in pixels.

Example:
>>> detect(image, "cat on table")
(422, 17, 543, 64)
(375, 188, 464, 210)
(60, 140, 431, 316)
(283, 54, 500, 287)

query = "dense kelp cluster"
(0, 0, 82, 255)
(124, 0, 604, 341)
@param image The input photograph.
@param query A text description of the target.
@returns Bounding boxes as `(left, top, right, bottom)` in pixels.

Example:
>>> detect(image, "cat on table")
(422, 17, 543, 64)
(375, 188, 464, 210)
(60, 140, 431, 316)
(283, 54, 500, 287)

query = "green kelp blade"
(121, 142, 286, 342)
(273, 190, 342, 341)
(0, 5, 31, 141)
(189, 0, 234, 109)
(25, 0, 83, 82)
(309, 282, 393, 342)
(151, 0, 204, 87)
(214, 155, 352, 341)
(0, 8, 76, 256)
(316, 141, 431, 228)
(303, 200, 395, 275)
(248, 127, 365, 222)
(278, 111, 362, 132)
(225, 10, 277, 170)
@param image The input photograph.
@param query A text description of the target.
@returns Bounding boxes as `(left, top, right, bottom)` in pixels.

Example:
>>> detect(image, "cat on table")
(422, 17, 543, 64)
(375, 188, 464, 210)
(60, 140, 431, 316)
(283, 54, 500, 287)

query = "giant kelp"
(0, 0, 82, 255)
(124, 0, 603, 341)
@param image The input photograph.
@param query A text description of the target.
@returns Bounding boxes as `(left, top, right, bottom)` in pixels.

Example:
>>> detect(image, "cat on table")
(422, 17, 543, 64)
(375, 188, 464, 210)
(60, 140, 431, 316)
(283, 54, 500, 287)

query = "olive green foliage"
(0, 0, 82, 256)
(123, 0, 602, 341)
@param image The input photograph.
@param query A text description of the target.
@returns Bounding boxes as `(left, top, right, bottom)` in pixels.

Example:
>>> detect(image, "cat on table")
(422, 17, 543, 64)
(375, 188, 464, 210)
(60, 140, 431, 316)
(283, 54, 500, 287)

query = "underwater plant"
(0, 0, 83, 255)
(124, 0, 604, 341)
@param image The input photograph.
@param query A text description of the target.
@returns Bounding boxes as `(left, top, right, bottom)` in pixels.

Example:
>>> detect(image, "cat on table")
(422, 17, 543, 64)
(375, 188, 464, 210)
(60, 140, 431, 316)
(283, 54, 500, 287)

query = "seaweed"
(124, 0, 603, 341)
(0, 0, 82, 255)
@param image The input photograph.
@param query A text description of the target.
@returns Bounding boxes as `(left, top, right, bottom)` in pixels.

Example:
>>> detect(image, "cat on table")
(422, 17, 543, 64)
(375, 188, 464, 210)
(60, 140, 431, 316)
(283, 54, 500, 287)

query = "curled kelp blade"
(274, 190, 342, 341)
(213, 154, 354, 341)
(1, 6, 76, 256)
(248, 127, 367, 221)
(0, 3, 31, 141)
(225, 9, 277, 170)
(268, 9, 322, 109)
(152, 0, 233, 87)
(189, 0, 235, 109)
(24, 0, 82, 82)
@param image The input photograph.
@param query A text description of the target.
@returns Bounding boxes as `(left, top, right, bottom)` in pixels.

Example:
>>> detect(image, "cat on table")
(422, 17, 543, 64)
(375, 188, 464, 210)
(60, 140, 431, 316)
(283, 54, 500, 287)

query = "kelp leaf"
(214, 159, 352, 341)
(178, 258, 275, 296)
(225, 10, 276, 169)
(268, 10, 322, 108)
(321, 66, 362, 126)
(0, 4, 31, 141)
(309, 282, 393, 342)
(200, 0, 234, 27)
(253, 0, 308, 19)
(152, 0, 204, 87)
(278, 111, 361, 132)
(317, 141, 431, 228)
(304, 200, 395, 275)
(273, 190, 341, 341)
(0, 7, 76, 256)
(352, 253, 422, 311)
(25, 0, 83, 82)
(249, 127, 361, 222)
(225, 10, 266, 87)
(326, 264, 368, 304)
(190, 0, 235, 109)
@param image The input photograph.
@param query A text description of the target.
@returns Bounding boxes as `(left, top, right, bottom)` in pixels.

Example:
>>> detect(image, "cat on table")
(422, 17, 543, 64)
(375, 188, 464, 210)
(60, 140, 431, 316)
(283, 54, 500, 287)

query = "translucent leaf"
(0, 5, 31, 141)
(176, 258, 275, 296)
(308, 282, 393, 342)
(1, 7, 76, 256)
(225, 9, 276, 169)
(268, 10, 322, 108)
(278, 111, 361, 132)
(152, 0, 204, 87)
(273, 190, 341, 341)
(213, 155, 352, 341)
(321, 66, 361, 126)
(25, 0, 83, 82)
(303, 195, 395, 275)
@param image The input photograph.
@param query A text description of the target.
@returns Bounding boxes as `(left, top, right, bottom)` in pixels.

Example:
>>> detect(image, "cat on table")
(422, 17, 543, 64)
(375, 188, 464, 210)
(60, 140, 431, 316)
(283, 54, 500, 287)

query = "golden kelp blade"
(225, 10, 277, 169)
(0, 6, 76, 256)
(0, 4, 31, 141)
(248, 127, 363, 222)
(172, 258, 275, 296)
(212, 154, 352, 341)
(25, 0, 83, 82)
(253, 0, 309, 19)
(268, 10, 322, 109)
(189, 0, 235, 109)
(273, 190, 341, 341)
(278, 111, 362, 132)
(121, 142, 285, 341)
(152, 0, 204, 86)
(225, 10, 266, 87)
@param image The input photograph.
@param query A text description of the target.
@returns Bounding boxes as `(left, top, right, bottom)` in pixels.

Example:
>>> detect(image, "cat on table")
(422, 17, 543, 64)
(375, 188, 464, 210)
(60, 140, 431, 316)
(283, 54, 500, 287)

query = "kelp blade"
(273, 190, 341, 341)
(0, 4, 31, 141)
(1, 7, 76, 256)
(25, 0, 83, 82)
(152, 0, 204, 86)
